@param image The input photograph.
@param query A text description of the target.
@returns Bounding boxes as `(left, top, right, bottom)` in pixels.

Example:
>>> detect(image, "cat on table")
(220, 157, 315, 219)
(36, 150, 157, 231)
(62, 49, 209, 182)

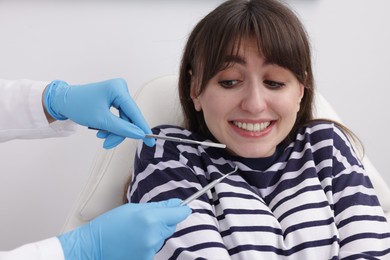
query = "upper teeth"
(233, 121, 271, 132)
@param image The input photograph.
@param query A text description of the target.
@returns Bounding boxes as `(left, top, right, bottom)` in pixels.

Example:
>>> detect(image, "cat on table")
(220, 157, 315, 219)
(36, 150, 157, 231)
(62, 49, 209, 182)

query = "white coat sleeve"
(0, 79, 77, 142)
(0, 237, 65, 260)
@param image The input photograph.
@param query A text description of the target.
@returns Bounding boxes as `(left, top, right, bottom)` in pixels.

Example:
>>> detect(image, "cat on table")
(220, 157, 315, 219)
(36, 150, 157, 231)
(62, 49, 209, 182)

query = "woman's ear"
(296, 84, 305, 113)
(299, 84, 305, 103)
(189, 71, 202, 112)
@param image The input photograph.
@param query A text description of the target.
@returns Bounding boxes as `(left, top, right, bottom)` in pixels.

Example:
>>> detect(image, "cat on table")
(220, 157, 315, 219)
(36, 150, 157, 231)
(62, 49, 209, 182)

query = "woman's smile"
(231, 120, 271, 132)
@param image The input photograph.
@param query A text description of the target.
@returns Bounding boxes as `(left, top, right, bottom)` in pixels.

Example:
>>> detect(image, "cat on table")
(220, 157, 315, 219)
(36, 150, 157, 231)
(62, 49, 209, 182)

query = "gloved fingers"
(139, 198, 192, 227)
(92, 113, 154, 147)
(96, 130, 109, 139)
(152, 204, 192, 226)
(103, 112, 146, 139)
(158, 198, 184, 207)
(120, 198, 185, 214)
(102, 134, 126, 149)
(95, 129, 125, 149)
(119, 110, 155, 147)
(142, 135, 156, 147)
(134, 198, 182, 209)
(117, 96, 153, 136)
(109, 201, 167, 216)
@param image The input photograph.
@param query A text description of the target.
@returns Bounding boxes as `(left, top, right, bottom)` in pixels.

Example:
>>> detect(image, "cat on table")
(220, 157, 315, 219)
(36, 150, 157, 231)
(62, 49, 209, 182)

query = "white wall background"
(0, 0, 389, 251)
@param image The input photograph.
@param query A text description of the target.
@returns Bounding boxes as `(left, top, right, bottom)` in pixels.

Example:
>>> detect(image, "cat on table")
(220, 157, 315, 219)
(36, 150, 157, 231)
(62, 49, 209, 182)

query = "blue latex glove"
(43, 78, 155, 148)
(58, 199, 191, 260)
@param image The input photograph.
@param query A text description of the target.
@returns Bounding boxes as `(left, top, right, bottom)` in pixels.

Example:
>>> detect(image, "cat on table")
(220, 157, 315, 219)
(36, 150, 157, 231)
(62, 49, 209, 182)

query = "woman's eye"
(264, 80, 285, 89)
(218, 80, 239, 88)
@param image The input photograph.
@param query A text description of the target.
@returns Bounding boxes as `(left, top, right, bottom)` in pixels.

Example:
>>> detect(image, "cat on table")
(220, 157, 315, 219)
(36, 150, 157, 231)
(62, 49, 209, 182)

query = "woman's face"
(191, 38, 304, 158)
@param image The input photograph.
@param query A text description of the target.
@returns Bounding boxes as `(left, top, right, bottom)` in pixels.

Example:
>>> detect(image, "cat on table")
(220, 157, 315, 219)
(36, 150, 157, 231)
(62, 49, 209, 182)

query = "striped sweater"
(128, 122, 390, 259)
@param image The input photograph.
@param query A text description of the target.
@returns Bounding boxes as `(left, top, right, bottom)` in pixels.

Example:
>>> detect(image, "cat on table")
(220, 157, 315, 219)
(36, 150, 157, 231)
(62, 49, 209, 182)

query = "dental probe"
(145, 134, 226, 149)
(180, 166, 238, 206)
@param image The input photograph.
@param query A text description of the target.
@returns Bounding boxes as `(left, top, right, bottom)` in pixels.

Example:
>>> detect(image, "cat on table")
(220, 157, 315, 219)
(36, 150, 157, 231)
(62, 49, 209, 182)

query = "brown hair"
(179, 0, 314, 144)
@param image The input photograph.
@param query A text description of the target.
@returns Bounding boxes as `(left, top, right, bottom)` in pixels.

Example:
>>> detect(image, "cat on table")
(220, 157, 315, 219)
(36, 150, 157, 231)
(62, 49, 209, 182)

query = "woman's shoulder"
(299, 120, 341, 136)
(296, 119, 357, 149)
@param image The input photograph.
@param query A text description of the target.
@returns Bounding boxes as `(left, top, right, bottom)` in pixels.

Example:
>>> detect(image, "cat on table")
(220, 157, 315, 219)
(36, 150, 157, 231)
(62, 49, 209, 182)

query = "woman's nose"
(240, 83, 267, 114)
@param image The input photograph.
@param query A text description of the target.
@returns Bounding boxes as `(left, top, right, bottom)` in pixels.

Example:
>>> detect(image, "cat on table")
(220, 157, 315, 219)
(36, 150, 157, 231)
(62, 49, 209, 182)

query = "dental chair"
(61, 75, 390, 232)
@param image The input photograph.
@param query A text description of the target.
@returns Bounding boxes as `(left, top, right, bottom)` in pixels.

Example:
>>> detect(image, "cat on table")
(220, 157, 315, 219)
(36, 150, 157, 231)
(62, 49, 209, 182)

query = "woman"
(128, 0, 390, 259)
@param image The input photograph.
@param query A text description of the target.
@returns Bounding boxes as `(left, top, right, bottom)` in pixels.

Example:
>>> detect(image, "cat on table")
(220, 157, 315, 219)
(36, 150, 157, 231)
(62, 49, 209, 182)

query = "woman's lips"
(230, 120, 274, 137)
(232, 121, 271, 132)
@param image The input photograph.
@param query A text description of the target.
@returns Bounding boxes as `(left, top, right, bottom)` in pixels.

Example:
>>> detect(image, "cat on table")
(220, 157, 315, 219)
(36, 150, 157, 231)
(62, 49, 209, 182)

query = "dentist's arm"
(43, 78, 155, 148)
(0, 79, 76, 142)
(0, 199, 191, 260)
(59, 199, 191, 260)
(0, 78, 154, 148)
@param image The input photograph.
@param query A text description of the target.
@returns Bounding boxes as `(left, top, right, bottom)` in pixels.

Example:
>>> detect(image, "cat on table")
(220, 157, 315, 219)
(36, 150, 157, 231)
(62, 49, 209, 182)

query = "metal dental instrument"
(180, 166, 238, 206)
(145, 134, 226, 149)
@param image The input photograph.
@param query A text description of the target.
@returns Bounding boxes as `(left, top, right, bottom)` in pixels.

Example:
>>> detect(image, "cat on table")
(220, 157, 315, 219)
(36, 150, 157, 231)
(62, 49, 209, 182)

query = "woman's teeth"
(233, 121, 271, 132)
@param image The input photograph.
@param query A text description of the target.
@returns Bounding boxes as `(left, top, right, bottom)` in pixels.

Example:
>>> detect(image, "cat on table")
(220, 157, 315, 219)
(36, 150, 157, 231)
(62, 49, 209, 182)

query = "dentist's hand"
(58, 199, 192, 260)
(43, 78, 155, 148)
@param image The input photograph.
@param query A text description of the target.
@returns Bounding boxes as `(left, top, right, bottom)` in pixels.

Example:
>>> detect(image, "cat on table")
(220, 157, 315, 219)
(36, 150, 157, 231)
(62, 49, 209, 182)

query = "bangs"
(191, 0, 310, 91)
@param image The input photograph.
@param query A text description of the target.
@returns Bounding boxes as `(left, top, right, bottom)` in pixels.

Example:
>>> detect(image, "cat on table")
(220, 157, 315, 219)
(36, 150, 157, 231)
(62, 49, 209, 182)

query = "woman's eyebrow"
(224, 55, 246, 65)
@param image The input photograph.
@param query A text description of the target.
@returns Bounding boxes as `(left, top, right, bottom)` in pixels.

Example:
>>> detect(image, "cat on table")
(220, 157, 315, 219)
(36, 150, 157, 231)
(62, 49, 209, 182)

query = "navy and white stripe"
(128, 122, 390, 259)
